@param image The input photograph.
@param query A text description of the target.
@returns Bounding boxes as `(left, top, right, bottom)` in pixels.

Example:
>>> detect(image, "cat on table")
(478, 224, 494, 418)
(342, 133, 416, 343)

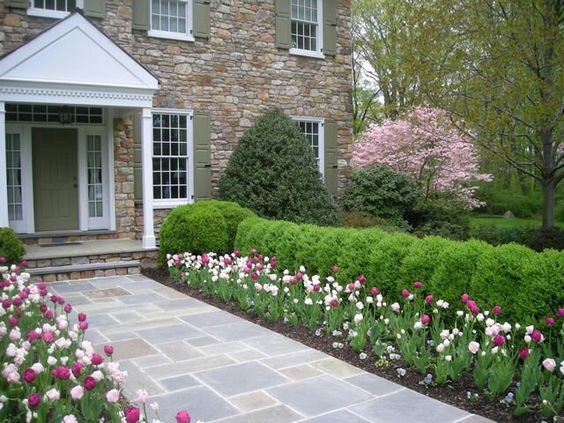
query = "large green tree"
(354, 0, 563, 227)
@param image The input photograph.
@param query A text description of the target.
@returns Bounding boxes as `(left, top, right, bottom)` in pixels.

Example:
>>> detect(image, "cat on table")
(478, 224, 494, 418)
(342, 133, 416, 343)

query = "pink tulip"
(358, 275, 366, 283)
(78, 312, 87, 322)
(28, 393, 41, 409)
(71, 362, 84, 378)
(492, 305, 502, 314)
(371, 287, 379, 295)
(23, 368, 36, 383)
(79, 321, 88, 331)
(332, 265, 339, 273)
(64, 304, 72, 313)
(413, 281, 423, 289)
(104, 345, 114, 356)
(42, 331, 55, 343)
(557, 308, 564, 317)
(518, 347, 529, 360)
(545, 316, 554, 326)
(52, 365, 71, 380)
(176, 410, 191, 423)
(425, 295, 433, 303)
(330, 299, 339, 308)
(83, 376, 97, 390)
(420, 314, 431, 325)
(460, 293, 470, 303)
(492, 334, 505, 346)
(531, 329, 544, 343)
(401, 289, 410, 298)
(125, 406, 141, 423)
(91, 353, 104, 365)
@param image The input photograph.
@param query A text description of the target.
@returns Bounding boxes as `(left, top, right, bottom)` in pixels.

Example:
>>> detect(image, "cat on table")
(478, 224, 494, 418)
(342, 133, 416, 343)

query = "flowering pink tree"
(352, 107, 493, 208)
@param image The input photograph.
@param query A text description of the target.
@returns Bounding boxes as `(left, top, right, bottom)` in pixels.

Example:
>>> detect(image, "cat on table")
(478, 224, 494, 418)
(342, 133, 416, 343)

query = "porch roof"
(0, 11, 159, 108)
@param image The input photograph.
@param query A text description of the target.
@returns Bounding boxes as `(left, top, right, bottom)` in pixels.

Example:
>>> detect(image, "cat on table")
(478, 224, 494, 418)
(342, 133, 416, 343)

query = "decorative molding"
(0, 87, 153, 103)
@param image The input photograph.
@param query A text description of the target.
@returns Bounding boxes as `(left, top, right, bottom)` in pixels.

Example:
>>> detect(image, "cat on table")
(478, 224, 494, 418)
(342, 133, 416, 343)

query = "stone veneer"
(1, 0, 353, 240)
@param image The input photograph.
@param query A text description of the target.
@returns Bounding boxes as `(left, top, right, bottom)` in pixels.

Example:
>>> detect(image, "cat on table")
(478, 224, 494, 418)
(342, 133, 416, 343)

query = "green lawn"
(470, 214, 564, 229)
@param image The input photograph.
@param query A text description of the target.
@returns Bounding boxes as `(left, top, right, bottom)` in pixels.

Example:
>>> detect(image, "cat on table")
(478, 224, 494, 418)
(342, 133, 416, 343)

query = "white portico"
(0, 12, 159, 248)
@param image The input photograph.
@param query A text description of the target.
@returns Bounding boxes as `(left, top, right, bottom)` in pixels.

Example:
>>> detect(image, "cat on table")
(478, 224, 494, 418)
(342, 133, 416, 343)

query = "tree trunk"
(541, 179, 555, 229)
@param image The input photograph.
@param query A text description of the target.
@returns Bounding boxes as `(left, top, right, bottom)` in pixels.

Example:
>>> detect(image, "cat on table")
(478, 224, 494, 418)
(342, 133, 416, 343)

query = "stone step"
(28, 260, 141, 283)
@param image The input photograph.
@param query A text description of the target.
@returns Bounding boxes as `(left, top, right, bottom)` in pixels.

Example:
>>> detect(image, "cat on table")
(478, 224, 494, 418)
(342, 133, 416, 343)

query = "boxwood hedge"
(234, 217, 563, 323)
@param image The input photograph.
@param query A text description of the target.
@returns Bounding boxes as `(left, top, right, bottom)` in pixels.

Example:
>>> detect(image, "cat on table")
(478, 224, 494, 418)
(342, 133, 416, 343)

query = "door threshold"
(18, 229, 117, 239)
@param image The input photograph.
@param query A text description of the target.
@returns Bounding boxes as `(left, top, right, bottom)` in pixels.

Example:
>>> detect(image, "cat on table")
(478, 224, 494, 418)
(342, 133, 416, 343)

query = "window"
(290, 0, 323, 58)
(5, 104, 103, 125)
(293, 117, 325, 176)
(28, 0, 83, 19)
(87, 135, 103, 218)
(6, 134, 23, 222)
(149, 0, 193, 41)
(152, 110, 192, 205)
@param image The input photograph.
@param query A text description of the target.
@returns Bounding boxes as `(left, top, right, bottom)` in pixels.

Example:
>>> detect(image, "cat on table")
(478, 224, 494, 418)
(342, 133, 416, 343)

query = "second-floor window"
(29, 0, 83, 19)
(149, 0, 193, 41)
(291, 0, 323, 57)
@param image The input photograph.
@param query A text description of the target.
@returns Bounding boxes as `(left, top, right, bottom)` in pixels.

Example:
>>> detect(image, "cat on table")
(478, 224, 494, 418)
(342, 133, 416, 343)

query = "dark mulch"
(144, 268, 545, 423)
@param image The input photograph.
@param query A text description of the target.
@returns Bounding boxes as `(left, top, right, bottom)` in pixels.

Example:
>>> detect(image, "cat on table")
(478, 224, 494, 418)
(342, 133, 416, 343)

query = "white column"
(141, 107, 156, 248)
(0, 102, 8, 228)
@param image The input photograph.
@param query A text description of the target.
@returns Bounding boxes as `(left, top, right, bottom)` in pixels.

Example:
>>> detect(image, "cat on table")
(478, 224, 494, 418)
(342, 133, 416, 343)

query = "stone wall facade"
(1, 0, 353, 239)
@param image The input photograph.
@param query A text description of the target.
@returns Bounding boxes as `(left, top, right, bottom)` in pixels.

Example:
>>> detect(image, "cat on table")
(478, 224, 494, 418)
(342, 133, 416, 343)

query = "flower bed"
(167, 250, 563, 420)
(0, 258, 191, 423)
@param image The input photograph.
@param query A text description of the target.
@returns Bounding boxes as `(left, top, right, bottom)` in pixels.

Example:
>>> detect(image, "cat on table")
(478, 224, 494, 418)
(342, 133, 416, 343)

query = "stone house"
(0, 0, 352, 278)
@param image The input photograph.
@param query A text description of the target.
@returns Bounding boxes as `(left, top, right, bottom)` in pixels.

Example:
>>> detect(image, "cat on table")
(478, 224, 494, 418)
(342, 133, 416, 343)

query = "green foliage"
(219, 109, 339, 226)
(193, 200, 257, 250)
(235, 216, 561, 323)
(0, 228, 25, 265)
(407, 197, 471, 240)
(483, 189, 543, 219)
(470, 224, 537, 247)
(399, 236, 454, 291)
(470, 244, 563, 324)
(341, 166, 421, 220)
(158, 203, 229, 265)
(429, 240, 493, 308)
(526, 227, 564, 252)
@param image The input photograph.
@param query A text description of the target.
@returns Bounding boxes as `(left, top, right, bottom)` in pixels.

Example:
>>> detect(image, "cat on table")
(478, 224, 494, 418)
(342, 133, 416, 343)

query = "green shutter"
(4, 0, 28, 8)
(133, 134, 143, 202)
(132, 0, 150, 31)
(83, 0, 105, 18)
(193, 0, 210, 39)
(324, 121, 338, 196)
(276, 0, 292, 49)
(193, 112, 212, 200)
(323, 0, 337, 56)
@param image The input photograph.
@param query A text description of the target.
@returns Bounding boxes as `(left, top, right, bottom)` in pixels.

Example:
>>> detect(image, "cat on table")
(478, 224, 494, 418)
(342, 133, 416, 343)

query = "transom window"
(291, 0, 322, 55)
(152, 112, 191, 201)
(293, 117, 325, 176)
(150, 0, 193, 40)
(5, 104, 103, 125)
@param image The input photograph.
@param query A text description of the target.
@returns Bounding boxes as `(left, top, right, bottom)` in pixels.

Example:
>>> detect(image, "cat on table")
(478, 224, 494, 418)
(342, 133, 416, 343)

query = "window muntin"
(28, 0, 82, 18)
(87, 135, 103, 218)
(150, 0, 191, 38)
(5, 104, 103, 125)
(152, 112, 190, 201)
(291, 0, 321, 53)
(6, 134, 23, 222)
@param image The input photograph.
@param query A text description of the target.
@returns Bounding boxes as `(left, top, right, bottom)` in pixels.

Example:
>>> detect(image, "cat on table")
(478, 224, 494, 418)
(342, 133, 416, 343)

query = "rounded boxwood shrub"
(219, 109, 339, 226)
(0, 227, 25, 265)
(192, 200, 256, 250)
(341, 166, 421, 220)
(335, 228, 387, 283)
(159, 205, 229, 265)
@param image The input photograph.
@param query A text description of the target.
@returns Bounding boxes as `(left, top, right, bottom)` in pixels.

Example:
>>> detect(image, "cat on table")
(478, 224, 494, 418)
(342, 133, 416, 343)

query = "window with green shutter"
(193, 112, 212, 200)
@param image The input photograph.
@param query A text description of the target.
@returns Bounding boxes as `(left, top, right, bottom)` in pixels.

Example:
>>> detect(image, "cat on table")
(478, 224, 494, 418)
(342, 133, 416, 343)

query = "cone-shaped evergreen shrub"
(219, 109, 339, 226)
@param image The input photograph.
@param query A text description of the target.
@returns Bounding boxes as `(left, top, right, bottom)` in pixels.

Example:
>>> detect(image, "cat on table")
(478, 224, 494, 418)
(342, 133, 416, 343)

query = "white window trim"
(289, 0, 325, 59)
(149, 0, 195, 42)
(151, 108, 194, 209)
(28, 0, 84, 19)
(292, 116, 325, 177)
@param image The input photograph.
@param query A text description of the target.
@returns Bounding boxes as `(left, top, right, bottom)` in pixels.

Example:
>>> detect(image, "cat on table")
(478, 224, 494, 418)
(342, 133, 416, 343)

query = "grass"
(470, 214, 564, 229)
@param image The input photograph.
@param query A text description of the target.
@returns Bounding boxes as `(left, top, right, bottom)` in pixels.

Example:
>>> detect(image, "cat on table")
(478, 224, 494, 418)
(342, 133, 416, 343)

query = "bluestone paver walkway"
(50, 275, 494, 423)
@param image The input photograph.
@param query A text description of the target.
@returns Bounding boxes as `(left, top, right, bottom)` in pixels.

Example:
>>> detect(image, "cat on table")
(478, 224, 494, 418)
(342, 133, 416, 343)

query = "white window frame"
(151, 108, 194, 210)
(148, 0, 195, 42)
(292, 116, 325, 177)
(28, 0, 84, 19)
(289, 0, 325, 59)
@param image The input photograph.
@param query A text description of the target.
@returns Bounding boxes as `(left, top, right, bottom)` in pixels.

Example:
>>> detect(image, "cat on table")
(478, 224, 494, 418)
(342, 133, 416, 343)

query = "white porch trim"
(141, 108, 156, 249)
(0, 103, 7, 228)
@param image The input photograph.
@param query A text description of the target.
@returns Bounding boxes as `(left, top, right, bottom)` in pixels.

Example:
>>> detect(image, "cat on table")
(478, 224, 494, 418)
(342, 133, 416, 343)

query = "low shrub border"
(234, 217, 564, 324)
(165, 250, 563, 421)
(0, 258, 191, 422)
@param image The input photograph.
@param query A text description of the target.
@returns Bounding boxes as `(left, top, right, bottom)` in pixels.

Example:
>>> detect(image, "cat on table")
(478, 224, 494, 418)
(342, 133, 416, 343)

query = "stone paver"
(54, 275, 493, 423)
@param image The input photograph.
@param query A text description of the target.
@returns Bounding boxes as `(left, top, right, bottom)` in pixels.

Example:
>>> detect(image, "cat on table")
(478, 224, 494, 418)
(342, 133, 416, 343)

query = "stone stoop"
(23, 239, 158, 283)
